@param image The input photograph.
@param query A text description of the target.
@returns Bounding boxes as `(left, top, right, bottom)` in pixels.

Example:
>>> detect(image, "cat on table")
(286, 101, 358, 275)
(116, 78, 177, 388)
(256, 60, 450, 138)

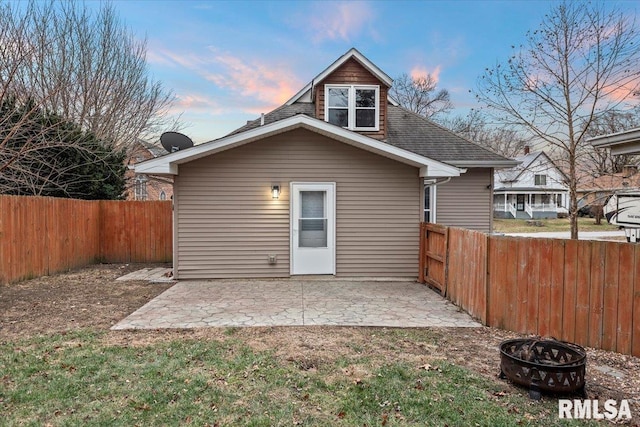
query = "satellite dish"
(160, 132, 193, 153)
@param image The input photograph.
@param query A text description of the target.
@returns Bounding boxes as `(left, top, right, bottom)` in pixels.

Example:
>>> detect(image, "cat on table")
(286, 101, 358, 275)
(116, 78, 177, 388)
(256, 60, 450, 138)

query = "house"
(126, 139, 173, 201)
(493, 148, 569, 219)
(136, 48, 516, 280)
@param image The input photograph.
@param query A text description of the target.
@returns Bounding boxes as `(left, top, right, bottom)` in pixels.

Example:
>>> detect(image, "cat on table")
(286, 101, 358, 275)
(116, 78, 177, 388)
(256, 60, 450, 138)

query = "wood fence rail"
(419, 224, 640, 358)
(0, 195, 172, 284)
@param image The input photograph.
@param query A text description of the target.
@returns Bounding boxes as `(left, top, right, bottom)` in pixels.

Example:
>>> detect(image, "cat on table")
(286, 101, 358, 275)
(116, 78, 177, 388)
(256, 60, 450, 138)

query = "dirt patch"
(1, 264, 638, 419)
(0, 263, 172, 337)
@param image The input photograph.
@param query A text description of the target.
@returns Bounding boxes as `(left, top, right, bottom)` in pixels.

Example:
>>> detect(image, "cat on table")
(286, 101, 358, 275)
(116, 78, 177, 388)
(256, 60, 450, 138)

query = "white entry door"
(291, 183, 336, 275)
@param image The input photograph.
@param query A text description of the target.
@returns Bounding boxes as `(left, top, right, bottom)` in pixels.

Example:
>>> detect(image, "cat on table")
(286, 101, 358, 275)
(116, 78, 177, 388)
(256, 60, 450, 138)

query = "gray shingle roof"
(227, 103, 315, 136)
(385, 106, 514, 166)
(224, 102, 516, 168)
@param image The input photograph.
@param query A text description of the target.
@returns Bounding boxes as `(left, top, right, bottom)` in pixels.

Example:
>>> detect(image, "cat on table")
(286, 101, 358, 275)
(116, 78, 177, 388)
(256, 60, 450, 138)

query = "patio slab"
(112, 278, 481, 329)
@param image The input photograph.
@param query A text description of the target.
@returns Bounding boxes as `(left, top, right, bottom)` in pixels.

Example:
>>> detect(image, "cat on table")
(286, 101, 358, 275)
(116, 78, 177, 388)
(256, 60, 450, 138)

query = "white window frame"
(324, 84, 379, 131)
(424, 185, 437, 223)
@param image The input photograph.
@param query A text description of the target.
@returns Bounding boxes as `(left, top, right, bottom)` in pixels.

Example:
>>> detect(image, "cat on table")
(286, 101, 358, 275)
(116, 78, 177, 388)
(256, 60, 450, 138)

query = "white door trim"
(290, 182, 336, 275)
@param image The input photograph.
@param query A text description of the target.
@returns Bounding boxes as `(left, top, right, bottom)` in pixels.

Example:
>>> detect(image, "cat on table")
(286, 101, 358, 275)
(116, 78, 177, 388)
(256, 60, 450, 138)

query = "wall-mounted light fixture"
(271, 184, 280, 199)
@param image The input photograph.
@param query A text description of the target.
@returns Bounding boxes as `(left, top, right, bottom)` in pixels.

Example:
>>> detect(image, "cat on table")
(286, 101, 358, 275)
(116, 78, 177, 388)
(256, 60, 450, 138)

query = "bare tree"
(0, 0, 181, 197)
(0, 0, 180, 153)
(441, 109, 532, 158)
(475, 1, 640, 239)
(390, 73, 452, 119)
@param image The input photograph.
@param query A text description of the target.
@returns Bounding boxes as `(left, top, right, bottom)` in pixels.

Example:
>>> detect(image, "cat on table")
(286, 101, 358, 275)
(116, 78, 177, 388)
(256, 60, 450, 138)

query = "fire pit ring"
(499, 338, 586, 400)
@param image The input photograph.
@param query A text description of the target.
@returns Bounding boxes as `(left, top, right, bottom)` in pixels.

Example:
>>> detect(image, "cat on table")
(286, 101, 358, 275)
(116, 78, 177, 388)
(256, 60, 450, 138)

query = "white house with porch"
(494, 149, 569, 219)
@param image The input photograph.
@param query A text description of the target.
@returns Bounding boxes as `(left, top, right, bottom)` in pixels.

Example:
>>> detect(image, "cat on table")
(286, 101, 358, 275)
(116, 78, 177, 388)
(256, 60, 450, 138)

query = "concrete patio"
(112, 278, 481, 329)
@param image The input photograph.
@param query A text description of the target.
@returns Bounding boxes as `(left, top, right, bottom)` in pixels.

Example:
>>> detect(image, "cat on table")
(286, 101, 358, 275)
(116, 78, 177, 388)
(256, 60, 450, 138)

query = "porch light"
(271, 185, 280, 199)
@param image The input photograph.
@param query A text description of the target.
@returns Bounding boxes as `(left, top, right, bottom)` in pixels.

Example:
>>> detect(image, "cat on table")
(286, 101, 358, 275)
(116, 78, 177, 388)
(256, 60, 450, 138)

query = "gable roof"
(135, 114, 462, 177)
(498, 151, 567, 183)
(285, 48, 394, 105)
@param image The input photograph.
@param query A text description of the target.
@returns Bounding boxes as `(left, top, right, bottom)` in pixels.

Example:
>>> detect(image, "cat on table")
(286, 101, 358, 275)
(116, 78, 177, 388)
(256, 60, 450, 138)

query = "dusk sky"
(105, 0, 639, 144)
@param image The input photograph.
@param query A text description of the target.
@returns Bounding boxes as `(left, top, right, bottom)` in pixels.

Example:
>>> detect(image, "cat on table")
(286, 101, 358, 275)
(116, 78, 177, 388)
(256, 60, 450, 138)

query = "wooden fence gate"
(418, 222, 448, 294)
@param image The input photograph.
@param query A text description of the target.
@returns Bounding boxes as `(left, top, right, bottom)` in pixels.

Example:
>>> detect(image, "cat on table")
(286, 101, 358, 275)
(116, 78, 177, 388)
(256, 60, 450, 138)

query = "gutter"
(588, 127, 640, 148)
(449, 160, 520, 168)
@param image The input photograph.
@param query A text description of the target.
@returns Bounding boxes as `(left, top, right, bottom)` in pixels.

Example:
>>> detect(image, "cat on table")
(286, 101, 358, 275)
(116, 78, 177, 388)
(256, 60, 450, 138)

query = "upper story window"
(325, 85, 379, 131)
(534, 174, 547, 185)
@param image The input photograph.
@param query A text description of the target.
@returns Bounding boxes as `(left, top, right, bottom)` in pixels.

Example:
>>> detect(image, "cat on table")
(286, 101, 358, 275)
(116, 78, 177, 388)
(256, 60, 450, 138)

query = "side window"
(424, 186, 436, 222)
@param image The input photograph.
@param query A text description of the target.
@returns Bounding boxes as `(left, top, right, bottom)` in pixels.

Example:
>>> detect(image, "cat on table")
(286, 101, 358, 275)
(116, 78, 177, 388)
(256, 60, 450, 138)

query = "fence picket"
(602, 242, 620, 351)
(588, 241, 606, 349)
(549, 240, 565, 339)
(616, 244, 634, 355)
(562, 239, 578, 342)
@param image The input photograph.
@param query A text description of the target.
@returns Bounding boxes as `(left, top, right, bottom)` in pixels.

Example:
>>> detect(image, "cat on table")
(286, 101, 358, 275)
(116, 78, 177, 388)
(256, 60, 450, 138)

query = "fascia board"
(135, 115, 461, 177)
(450, 160, 520, 168)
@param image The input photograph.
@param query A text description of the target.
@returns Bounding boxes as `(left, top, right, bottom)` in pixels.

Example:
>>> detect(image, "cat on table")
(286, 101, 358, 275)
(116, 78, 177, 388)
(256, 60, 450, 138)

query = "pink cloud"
(410, 65, 442, 83)
(307, 2, 375, 42)
(172, 94, 222, 114)
(602, 79, 640, 104)
(205, 53, 301, 110)
(147, 47, 205, 69)
(147, 45, 302, 114)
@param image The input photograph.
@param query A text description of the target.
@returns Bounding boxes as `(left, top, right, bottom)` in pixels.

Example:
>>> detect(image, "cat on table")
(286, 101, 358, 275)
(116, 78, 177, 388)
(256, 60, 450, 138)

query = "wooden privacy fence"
(419, 224, 640, 358)
(0, 195, 172, 284)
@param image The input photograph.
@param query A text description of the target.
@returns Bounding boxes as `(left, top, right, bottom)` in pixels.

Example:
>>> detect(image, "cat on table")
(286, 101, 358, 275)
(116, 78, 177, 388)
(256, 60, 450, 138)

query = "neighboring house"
(577, 166, 640, 208)
(126, 139, 173, 201)
(494, 148, 569, 219)
(136, 48, 516, 280)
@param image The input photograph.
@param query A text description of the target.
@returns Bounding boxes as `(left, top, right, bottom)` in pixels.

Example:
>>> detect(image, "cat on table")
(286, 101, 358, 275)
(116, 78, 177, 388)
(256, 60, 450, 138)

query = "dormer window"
(325, 85, 379, 131)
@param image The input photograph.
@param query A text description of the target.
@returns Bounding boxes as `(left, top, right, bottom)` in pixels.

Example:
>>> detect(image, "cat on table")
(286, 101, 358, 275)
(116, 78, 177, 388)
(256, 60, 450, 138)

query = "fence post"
(418, 223, 425, 283)
(484, 234, 491, 326)
(443, 226, 450, 297)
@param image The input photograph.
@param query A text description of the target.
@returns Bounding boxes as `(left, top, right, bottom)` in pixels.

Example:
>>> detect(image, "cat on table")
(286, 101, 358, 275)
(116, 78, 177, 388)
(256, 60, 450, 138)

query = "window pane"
(301, 191, 324, 218)
(356, 89, 375, 107)
(299, 219, 327, 247)
(424, 187, 430, 209)
(328, 109, 348, 127)
(355, 109, 375, 128)
(535, 174, 547, 185)
(328, 88, 349, 107)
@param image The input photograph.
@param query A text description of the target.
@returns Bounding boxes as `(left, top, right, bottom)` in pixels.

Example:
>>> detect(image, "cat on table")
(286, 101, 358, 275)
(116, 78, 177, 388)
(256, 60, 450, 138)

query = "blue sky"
(107, 0, 639, 144)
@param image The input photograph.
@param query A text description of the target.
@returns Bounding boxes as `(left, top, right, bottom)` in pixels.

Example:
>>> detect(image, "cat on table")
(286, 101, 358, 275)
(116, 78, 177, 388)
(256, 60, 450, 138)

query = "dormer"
(286, 48, 393, 140)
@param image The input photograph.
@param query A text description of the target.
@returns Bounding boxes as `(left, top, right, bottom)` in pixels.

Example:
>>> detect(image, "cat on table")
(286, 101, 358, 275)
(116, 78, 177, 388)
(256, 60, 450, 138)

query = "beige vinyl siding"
(436, 168, 493, 233)
(174, 128, 420, 279)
